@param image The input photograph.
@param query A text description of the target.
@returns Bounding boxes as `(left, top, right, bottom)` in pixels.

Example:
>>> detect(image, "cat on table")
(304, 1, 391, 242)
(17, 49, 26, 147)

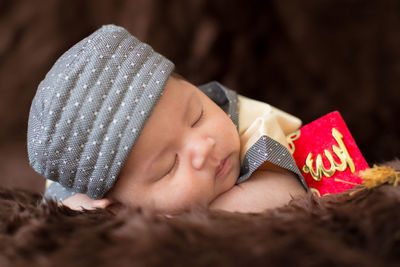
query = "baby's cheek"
(220, 117, 240, 147)
(167, 177, 211, 208)
(141, 179, 186, 212)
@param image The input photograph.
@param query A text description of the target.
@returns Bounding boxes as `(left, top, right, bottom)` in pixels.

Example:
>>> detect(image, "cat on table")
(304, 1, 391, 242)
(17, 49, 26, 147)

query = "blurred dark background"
(1, 0, 399, 193)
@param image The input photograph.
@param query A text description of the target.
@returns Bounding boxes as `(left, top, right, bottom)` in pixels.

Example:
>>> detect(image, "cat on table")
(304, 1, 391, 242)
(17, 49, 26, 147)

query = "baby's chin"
(215, 163, 240, 199)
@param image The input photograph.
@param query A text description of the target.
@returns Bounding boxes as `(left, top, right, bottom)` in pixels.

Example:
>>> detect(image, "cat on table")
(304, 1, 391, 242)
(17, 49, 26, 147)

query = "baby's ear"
(61, 193, 114, 211)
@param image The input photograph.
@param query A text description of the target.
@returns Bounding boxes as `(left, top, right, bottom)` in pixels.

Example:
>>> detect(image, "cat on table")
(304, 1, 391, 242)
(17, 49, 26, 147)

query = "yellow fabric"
(238, 95, 302, 164)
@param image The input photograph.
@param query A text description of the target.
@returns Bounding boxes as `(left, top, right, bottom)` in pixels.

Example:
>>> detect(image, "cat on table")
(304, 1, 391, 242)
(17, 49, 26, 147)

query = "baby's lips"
(215, 159, 224, 175)
(215, 156, 231, 179)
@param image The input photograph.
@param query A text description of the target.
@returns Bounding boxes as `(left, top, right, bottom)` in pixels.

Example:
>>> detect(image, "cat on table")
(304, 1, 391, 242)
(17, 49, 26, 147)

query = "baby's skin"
(62, 77, 306, 214)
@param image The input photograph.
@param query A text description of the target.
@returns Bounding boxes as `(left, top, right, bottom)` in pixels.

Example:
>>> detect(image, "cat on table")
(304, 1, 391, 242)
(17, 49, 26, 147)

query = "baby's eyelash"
(165, 154, 178, 177)
(191, 108, 204, 127)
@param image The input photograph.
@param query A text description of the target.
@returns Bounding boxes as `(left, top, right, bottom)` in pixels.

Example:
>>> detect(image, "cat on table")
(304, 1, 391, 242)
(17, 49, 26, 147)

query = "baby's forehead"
(126, 79, 199, 152)
(154, 77, 198, 112)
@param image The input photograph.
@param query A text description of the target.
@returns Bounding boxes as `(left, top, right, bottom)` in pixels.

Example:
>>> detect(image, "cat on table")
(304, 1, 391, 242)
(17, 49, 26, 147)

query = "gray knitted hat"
(27, 24, 174, 199)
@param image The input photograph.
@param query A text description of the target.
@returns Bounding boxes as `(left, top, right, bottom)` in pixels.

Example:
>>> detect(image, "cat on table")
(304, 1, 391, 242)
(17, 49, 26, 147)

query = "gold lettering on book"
(302, 128, 355, 181)
(309, 187, 321, 197)
(286, 130, 301, 154)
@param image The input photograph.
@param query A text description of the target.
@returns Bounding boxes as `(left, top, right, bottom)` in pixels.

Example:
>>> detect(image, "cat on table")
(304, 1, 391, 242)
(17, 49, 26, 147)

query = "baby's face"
(108, 76, 241, 214)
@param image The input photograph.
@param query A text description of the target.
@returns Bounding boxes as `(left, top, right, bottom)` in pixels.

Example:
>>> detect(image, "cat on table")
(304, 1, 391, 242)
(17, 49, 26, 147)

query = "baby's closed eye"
(191, 107, 204, 127)
(163, 154, 179, 178)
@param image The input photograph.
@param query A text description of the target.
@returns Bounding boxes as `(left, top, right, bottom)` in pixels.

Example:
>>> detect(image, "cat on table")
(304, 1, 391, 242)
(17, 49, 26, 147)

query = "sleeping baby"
(27, 25, 307, 214)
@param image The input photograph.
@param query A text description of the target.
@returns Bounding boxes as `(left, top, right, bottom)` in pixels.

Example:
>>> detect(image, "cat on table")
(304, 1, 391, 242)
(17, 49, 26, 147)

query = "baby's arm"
(209, 167, 306, 213)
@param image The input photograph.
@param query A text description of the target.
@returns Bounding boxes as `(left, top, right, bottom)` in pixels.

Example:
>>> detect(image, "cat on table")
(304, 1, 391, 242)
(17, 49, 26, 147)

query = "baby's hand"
(209, 168, 306, 213)
(61, 193, 112, 211)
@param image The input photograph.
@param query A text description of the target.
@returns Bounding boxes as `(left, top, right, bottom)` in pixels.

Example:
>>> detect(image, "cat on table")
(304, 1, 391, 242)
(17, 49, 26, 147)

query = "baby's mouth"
(215, 155, 232, 179)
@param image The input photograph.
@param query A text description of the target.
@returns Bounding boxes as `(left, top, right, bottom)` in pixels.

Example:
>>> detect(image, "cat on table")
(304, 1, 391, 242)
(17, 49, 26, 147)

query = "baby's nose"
(191, 137, 216, 170)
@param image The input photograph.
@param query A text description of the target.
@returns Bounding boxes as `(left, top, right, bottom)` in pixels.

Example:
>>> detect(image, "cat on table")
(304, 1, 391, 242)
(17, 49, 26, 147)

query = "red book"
(287, 111, 369, 196)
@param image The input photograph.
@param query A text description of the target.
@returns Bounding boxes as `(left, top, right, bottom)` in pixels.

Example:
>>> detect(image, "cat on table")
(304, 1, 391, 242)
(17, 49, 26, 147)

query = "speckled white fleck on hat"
(27, 24, 174, 200)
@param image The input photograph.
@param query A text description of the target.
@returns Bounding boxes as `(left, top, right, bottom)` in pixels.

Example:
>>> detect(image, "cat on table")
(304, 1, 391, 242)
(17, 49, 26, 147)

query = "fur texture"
(1, 161, 400, 266)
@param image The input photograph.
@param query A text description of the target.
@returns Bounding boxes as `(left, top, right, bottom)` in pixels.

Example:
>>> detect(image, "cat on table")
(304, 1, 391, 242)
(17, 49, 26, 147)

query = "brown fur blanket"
(1, 162, 400, 266)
